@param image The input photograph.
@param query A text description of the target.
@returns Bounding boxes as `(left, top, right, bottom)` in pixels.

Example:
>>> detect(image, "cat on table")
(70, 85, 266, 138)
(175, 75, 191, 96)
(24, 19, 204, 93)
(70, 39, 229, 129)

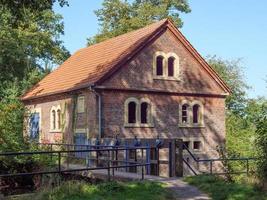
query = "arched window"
(57, 109, 61, 130)
(128, 101, 137, 124)
(181, 104, 189, 124)
(52, 110, 56, 130)
(192, 104, 200, 124)
(156, 56, 164, 76)
(141, 102, 148, 124)
(168, 57, 175, 77)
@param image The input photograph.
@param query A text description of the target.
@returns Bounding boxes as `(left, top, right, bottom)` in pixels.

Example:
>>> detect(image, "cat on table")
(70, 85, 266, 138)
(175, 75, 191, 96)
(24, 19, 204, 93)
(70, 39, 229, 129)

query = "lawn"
(185, 175, 267, 200)
(15, 181, 173, 200)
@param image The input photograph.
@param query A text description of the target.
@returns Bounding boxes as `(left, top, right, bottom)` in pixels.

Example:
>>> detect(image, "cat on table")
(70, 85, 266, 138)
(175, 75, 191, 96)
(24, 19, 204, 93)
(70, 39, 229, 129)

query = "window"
(193, 141, 201, 150)
(181, 104, 189, 124)
(57, 109, 61, 130)
(153, 52, 179, 80)
(156, 56, 164, 76)
(52, 110, 56, 130)
(128, 101, 137, 123)
(193, 104, 200, 124)
(179, 100, 204, 127)
(77, 96, 85, 113)
(124, 98, 153, 127)
(141, 102, 148, 124)
(168, 57, 175, 77)
(50, 105, 62, 132)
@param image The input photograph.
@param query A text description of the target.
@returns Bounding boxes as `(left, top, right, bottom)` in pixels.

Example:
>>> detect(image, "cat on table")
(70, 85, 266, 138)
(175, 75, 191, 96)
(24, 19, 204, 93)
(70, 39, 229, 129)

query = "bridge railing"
(0, 145, 153, 181)
(182, 143, 258, 176)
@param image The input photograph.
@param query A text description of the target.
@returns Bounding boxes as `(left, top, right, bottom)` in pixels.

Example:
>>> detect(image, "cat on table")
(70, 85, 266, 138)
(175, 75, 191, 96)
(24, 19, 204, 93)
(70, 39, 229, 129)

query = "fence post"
(210, 161, 213, 174)
(169, 140, 176, 177)
(246, 159, 249, 175)
(175, 139, 183, 177)
(108, 150, 111, 181)
(141, 149, 144, 180)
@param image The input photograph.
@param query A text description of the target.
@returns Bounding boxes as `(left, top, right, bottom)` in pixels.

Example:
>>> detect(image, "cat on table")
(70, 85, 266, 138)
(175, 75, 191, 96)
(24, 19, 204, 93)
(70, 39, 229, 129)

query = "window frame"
(124, 97, 154, 128)
(50, 105, 62, 132)
(179, 100, 204, 128)
(77, 95, 85, 113)
(153, 51, 180, 80)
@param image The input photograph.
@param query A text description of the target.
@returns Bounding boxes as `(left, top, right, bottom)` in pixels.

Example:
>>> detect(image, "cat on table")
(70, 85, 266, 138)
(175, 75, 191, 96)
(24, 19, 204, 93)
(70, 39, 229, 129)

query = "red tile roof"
(21, 18, 230, 101)
(21, 19, 168, 100)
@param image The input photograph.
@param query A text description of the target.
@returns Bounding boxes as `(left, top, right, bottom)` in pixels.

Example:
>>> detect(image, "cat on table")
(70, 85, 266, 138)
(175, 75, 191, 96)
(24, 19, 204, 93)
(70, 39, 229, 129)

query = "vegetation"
(0, 0, 69, 152)
(255, 102, 267, 187)
(87, 0, 191, 45)
(185, 175, 267, 200)
(17, 181, 173, 200)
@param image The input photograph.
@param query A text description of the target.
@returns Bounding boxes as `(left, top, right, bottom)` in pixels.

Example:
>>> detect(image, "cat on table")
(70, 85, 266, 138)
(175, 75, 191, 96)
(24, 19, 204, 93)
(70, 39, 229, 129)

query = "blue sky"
(54, 0, 267, 98)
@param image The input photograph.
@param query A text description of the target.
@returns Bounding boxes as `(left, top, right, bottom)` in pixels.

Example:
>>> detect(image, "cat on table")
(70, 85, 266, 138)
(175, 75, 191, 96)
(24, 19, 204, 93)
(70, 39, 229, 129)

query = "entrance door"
(74, 133, 87, 158)
(29, 113, 40, 141)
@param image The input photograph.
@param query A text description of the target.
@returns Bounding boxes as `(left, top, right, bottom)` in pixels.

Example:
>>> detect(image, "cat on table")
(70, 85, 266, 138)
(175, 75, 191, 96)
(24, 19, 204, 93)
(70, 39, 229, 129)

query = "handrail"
(183, 158, 197, 175)
(0, 145, 151, 180)
(182, 143, 258, 176)
(182, 144, 257, 162)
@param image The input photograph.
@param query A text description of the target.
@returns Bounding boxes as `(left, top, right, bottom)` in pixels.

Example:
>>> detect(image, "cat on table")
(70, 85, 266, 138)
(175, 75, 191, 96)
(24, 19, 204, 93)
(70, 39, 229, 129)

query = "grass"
(16, 181, 173, 200)
(185, 175, 267, 200)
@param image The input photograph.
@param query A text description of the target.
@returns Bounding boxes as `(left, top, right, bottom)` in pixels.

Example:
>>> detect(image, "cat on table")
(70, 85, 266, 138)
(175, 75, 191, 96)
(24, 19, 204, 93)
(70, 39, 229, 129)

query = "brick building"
(21, 19, 230, 175)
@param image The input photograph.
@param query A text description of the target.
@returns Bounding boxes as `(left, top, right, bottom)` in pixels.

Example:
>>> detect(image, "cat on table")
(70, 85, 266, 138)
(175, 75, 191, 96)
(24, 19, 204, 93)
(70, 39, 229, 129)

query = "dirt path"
(146, 176, 210, 200)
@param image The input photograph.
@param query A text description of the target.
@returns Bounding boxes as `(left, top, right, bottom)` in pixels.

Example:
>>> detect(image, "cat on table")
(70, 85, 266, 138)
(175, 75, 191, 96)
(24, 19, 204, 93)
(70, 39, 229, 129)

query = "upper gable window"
(153, 52, 179, 80)
(156, 56, 164, 76)
(128, 101, 137, 124)
(168, 57, 175, 77)
(77, 95, 85, 113)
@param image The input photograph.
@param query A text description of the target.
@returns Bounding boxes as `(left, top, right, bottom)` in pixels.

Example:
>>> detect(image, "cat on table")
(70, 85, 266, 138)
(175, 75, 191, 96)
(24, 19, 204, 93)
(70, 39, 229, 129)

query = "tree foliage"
(0, 0, 70, 98)
(0, 0, 69, 152)
(255, 102, 267, 184)
(88, 0, 191, 45)
(207, 56, 249, 116)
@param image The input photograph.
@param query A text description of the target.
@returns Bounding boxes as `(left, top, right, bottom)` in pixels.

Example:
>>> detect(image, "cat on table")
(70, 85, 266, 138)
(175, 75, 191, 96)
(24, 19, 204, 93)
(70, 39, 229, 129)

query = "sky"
(54, 0, 267, 98)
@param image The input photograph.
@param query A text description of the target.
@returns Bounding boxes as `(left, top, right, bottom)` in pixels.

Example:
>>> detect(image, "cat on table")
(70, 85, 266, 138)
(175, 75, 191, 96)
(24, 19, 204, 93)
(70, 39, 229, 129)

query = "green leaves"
(87, 0, 191, 45)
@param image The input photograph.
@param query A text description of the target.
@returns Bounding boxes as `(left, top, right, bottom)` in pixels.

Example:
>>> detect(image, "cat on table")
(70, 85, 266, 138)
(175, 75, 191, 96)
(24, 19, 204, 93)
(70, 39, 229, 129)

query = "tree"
(207, 56, 249, 116)
(88, 0, 191, 45)
(0, 1, 70, 100)
(255, 102, 267, 187)
(0, 0, 69, 152)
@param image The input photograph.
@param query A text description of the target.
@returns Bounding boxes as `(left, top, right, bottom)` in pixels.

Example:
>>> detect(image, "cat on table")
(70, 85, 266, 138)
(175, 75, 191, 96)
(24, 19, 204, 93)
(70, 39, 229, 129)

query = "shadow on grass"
(18, 181, 174, 200)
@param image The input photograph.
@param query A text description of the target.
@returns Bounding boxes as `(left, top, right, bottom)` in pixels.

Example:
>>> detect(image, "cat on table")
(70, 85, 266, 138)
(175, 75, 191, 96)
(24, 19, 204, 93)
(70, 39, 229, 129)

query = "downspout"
(89, 85, 102, 139)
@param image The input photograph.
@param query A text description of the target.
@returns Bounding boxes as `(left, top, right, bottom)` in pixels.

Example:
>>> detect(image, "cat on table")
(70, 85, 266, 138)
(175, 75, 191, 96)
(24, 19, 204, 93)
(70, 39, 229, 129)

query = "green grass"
(185, 175, 267, 200)
(17, 181, 173, 200)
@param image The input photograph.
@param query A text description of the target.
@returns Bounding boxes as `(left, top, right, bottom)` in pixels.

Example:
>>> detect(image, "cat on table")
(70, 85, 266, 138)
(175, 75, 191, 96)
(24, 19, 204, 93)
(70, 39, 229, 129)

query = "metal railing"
(182, 144, 258, 175)
(0, 145, 153, 181)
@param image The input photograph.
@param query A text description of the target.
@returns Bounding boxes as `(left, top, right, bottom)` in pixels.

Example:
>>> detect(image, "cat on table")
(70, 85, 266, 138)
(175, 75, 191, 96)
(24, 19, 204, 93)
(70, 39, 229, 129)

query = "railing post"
(107, 150, 111, 181)
(67, 145, 70, 169)
(175, 139, 183, 177)
(141, 149, 144, 180)
(112, 146, 115, 176)
(210, 161, 213, 175)
(58, 151, 61, 185)
(156, 147, 160, 176)
(50, 144, 53, 162)
(246, 159, 249, 175)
